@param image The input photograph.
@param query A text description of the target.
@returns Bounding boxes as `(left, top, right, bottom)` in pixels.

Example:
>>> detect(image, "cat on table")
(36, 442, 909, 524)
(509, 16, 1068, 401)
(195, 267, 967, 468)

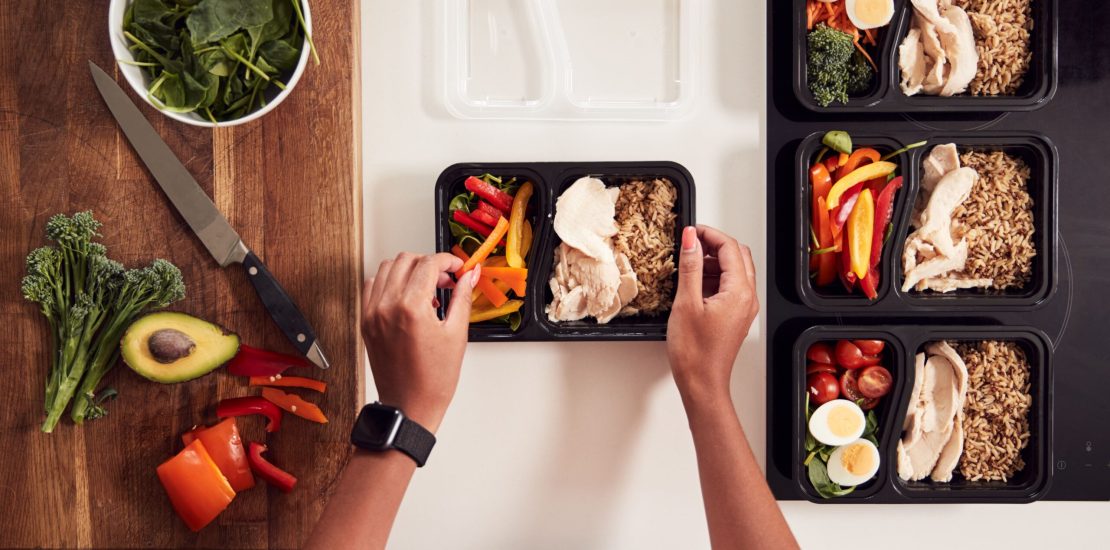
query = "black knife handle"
(242, 251, 318, 356)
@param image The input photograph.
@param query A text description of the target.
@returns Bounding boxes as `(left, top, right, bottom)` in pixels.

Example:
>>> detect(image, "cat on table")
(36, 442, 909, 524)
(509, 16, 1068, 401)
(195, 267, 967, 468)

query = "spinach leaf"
(259, 38, 301, 71)
(807, 460, 856, 499)
(448, 192, 474, 214)
(187, 0, 273, 44)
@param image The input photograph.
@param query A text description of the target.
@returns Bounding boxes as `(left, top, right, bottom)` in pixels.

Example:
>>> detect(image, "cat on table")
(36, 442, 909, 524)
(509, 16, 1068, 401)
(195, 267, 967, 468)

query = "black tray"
(793, 325, 1052, 503)
(797, 131, 1059, 312)
(793, 0, 1058, 113)
(434, 162, 696, 342)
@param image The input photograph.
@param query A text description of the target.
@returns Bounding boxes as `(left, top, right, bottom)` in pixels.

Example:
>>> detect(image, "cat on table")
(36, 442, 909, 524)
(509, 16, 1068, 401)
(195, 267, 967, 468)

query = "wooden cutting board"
(0, 2, 362, 547)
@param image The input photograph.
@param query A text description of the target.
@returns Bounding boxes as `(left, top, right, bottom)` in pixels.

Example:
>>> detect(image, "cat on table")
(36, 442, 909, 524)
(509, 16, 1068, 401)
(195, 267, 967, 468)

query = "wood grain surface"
(0, 1, 362, 548)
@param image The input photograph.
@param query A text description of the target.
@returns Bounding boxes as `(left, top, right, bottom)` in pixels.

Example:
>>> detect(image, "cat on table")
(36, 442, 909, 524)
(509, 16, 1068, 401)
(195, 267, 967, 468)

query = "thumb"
(675, 226, 702, 304)
(445, 264, 479, 331)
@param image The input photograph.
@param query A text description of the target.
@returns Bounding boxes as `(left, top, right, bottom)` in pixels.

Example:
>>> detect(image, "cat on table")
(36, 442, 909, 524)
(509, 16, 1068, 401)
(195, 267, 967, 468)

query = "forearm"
(683, 392, 798, 550)
(306, 450, 417, 550)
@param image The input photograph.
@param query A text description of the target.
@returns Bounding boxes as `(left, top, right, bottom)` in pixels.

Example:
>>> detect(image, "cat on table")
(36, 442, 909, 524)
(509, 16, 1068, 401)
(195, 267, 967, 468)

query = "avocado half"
(121, 312, 240, 384)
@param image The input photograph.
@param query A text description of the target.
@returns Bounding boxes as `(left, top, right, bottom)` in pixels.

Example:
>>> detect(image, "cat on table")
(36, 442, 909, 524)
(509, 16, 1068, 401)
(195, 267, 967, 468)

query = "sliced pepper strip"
(859, 266, 880, 300)
(260, 388, 328, 424)
(870, 176, 903, 268)
(156, 440, 235, 532)
(464, 176, 513, 213)
(836, 147, 881, 180)
(506, 182, 534, 268)
(846, 189, 875, 280)
(815, 197, 837, 287)
(249, 375, 327, 393)
(473, 279, 510, 307)
(450, 245, 470, 262)
(227, 344, 312, 377)
(469, 205, 500, 227)
(247, 442, 297, 493)
(481, 267, 527, 296)
(457, 217, 510, 277)
(470, 299, 524, 323)
(520, 220, 533, 263)
(216, 396, 283, 433)
(826, 161, 897, 209)
(451, 210, 505, 246)
(475, 276, 509, 308)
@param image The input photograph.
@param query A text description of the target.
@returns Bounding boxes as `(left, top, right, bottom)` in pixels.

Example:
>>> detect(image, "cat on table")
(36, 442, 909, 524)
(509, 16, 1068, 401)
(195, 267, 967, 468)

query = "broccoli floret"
(846, 50, 875, 95)
(806, 24, 874, 107)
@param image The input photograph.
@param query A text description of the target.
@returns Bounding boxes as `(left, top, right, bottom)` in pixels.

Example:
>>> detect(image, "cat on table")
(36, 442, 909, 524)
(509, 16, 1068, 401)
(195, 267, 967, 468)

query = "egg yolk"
(840, 442, 875, 476)
(828, 406, 862, 437)
(855, 0, 891, 25)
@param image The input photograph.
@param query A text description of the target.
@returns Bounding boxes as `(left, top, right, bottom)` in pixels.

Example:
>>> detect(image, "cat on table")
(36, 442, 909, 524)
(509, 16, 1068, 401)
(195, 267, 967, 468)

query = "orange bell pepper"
(481, 267, 527, 296)
(249, 375, 327, 393)
(179, 418, 254, 492)
(475, 276, 509, 308)
(260, 388, 328, 424)
(846, 189, 874, 280)
(836, 147, 881, 181)
(473, 279, 510, 307)
(469, 299, 524, 323)
(506, 182, 533, 268)
(157, 440, 236, 532)
(826, 161, 897, 209)
(815, 197, 837, 287)
(457, 217, 510, 277)
(450, 245, 469, 262)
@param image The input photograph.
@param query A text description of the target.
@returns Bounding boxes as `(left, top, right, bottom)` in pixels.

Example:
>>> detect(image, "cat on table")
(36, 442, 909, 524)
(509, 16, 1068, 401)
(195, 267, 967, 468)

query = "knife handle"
(242, 251, 320, 358)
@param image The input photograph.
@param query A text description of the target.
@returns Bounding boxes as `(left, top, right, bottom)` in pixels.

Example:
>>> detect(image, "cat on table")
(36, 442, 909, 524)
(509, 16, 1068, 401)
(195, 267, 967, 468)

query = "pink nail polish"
(470, 264, 482, 288)
(681, 226, 697, 251)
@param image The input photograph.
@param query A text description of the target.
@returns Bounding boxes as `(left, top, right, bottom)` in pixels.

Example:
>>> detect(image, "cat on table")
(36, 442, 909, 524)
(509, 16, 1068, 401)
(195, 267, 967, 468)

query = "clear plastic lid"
(443, 0, 697, 121)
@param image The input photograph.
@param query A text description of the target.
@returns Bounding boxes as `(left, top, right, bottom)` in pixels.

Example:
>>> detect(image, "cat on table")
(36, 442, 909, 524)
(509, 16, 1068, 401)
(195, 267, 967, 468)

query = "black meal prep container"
(796, 131, 1058, 312)
(434, 162, 696, 342)
(794, 325, 1052, 503)
(793, 0, 1058, 112)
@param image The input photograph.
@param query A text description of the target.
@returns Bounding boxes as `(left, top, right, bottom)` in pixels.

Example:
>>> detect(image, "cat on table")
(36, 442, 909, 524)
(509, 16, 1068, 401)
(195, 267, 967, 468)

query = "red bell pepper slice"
(870, 176, 903, 268)
(217, 396, 283, 433)
(451, 210, 506, 246)
(227, 344, 313, 377)
(247, 442, 297, 493)
(180, 418, 255, 492)
(859, 267, 880, 300)
(830, 183, 864, 239)
(464, 176, 513, 214)
(839, 238, 857, 292)
(156, 440, 236, 532)
(475, 200, 504, 222)
(469, 204, 501, 227)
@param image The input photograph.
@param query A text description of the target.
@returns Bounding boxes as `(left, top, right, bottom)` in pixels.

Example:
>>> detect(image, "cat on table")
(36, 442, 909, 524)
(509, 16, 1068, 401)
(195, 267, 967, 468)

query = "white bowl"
(107, 0, 313, 128)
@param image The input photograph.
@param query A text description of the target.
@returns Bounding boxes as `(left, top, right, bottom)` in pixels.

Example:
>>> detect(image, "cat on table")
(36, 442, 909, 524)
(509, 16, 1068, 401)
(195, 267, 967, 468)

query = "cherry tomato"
(859, 354, 882, 367)
(839, 369, 865, 401)
(854, 339, 886, 355)
(806, 343, 834, 365)
(806, 362, 837, 376)
(835, 340, 865, 369)
(858, 365, 893, 398)
(807, 373, 840, 405)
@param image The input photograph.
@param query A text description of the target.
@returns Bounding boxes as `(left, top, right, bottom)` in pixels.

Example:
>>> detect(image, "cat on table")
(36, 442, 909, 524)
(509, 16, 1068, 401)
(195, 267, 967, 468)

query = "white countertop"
(359, 1, 1105, 548)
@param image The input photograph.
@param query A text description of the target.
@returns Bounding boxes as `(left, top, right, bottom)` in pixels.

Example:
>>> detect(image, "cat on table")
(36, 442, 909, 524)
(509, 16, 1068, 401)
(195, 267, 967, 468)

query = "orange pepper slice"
(457, 217, 510, 277)
(475, 276, 509, 308)
(506, 182, 534, 268)
(260, 388, 328, 424)
(156, 440, 236, 532)
(249, 375, 326, 393)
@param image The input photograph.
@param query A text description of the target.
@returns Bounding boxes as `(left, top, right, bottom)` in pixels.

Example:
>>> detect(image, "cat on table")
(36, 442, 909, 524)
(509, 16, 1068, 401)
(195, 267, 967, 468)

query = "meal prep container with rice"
(793, 326, 1051, 503)
(795, 131, 1058, 312)
(434, 162, 695, 341)
(792, 0, 1058, 112)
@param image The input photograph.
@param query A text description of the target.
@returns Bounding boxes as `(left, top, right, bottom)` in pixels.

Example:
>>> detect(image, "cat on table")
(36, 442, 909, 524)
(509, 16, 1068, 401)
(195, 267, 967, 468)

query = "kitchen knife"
(89, 61, 329, 370)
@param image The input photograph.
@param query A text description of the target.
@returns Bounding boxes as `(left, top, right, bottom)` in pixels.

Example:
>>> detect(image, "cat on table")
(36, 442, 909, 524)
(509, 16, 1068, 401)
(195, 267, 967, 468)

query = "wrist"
(378, 398, 447, 434)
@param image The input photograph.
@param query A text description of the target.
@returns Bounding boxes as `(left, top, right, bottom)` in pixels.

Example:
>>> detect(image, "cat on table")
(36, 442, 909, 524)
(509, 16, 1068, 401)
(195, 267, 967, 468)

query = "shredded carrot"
(807, 0, 879, 71)
(854, 41, 878, 72)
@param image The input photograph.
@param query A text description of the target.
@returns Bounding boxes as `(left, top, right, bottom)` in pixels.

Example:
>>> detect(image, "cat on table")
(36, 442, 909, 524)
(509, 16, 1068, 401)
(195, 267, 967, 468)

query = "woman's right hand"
(666, 225, 759, 405)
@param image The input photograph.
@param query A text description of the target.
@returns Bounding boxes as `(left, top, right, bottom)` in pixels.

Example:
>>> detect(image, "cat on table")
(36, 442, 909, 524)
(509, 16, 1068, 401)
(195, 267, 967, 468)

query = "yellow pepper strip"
(520, 221, 533, 264)
(826, 161, 896, 209)
(457, 217, 510, 277)
(470, 300, 524, 323)
(847, 189, 874, 280)
(482, 267, 527, 296)
(506, 182, 534, 268)
(475, 276, 509, 308)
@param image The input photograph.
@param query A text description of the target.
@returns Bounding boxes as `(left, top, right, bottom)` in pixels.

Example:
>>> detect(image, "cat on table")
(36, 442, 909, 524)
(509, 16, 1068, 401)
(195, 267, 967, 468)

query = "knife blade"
(89, 61, 329, 370)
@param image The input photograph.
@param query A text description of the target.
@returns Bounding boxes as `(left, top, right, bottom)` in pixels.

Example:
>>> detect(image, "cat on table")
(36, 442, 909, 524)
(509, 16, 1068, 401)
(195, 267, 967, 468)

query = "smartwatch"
(350, 402, 436, 467)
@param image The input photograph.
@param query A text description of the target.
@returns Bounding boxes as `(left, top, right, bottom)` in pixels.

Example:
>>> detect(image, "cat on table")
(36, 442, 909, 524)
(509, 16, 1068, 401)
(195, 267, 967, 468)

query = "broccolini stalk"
(21, 212, 185, 432)
(71, 259, 185, 423)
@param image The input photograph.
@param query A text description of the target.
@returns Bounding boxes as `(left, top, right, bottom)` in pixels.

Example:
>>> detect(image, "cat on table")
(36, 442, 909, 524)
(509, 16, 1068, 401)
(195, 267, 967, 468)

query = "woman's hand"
(666, 225, 759, 405)
(361, 253, 480, 432)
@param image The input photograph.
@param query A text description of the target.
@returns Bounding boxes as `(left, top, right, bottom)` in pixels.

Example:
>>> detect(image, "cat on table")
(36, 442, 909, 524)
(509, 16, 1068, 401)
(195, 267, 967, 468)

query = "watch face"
(354, 403, 403, 450)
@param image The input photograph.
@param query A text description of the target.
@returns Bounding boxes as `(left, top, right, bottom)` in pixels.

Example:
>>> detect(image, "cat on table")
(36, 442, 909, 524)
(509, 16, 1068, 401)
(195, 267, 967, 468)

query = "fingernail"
(681, 226, 697, 252)
(470, 265, 482, 288)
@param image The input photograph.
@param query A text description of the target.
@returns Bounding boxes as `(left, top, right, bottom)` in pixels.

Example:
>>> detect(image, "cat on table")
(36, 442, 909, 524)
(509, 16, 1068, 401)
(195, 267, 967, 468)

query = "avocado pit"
(148, 329, 196, 364)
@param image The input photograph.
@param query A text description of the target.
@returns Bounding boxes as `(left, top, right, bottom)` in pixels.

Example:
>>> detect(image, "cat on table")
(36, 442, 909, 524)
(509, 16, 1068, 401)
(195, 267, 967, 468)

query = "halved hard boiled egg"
(827, 438, 881, 487)
(845, 0, 894, 30)
(808, 399, 866, 447)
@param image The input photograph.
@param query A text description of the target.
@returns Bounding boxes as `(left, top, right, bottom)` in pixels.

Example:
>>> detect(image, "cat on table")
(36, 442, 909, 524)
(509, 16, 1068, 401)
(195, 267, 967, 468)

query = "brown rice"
(613, 178, 677, 315)
(953, 150, 1036, 289)
(952, 0, 1034, 96)
(956, 340, 1032, 482)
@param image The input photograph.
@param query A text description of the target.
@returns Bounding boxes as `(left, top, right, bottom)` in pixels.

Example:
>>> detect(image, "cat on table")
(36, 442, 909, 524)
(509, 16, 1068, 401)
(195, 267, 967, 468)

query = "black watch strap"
(393, 417, 436, 467)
